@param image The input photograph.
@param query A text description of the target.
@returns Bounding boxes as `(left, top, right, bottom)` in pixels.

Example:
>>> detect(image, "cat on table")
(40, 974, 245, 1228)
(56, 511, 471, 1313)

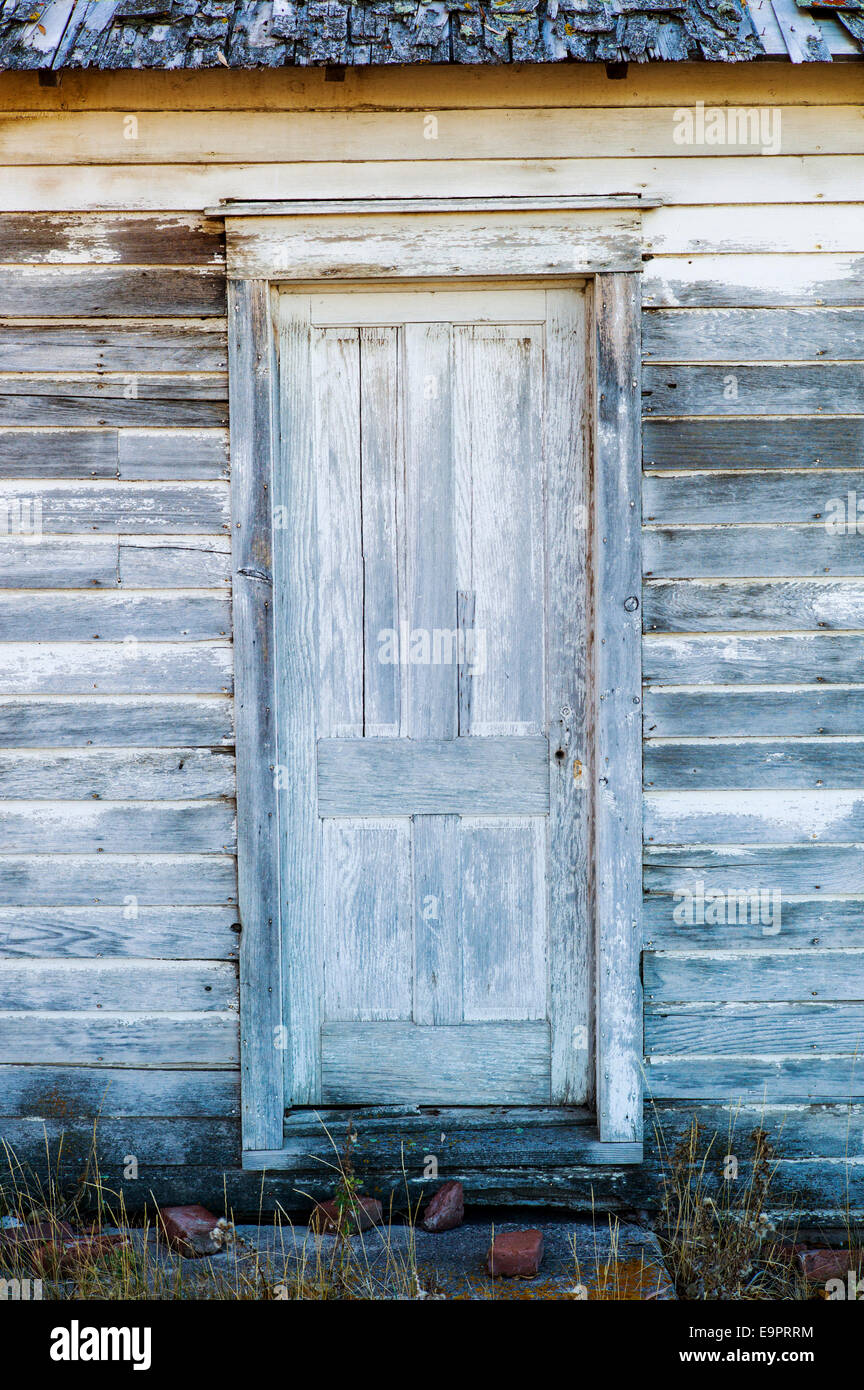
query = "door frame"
(218, 196, 646, 1163)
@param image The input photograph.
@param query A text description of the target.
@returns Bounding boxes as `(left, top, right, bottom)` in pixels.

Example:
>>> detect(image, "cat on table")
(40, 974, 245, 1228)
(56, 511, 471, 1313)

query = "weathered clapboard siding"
(0, 696, 233, 747)
(3, 64, 864, 1216)
(0, 208, 239, 1144)
(0, 428, 229, 479)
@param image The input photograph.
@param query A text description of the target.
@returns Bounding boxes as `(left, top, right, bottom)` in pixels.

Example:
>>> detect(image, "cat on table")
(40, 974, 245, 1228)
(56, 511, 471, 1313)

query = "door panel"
(277, 286, 589, 1107)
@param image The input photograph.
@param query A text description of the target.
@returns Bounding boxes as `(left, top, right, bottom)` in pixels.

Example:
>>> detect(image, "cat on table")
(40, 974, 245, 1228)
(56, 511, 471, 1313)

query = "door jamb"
(224, 200, 644, 1161)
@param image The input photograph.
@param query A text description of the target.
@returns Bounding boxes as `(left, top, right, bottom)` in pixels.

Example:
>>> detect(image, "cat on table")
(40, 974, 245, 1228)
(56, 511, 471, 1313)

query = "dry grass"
(0, 1109, 861, 1301)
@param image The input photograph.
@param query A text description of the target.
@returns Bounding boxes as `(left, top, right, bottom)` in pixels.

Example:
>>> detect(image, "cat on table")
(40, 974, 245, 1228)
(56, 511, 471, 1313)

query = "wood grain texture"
(0, 1011, 238, 1067)
(643, 255, 864, 308)
(643, 895, 864, 949)
(0, 592, 230, 641)
(0, 1065, 238, 1117)
(117, 429, 229, 480)
(644, 844, 864, 896)
(0, 853, 236, 906)
(645, 789, 864, 845)
(229, 280, 283, 1150)
(0, 801, 235, 854)
(644, 738, 864, 789)
(644, 633, 864, 685)
(545, 288, 592, 1103)
(275, 292, 319, 1109)
(0, 266, 225, 316)
(644, 526, 864, 579)
(644, 689, 864, 738)
(0, 428, 117, 478)
(643, 364, 864, 417)
(0, 322, 226, 372)
(227, 210, 642, 279)
(646, 1001, 864, 1056)
(645, 950, 864, 1004)
(644, 579, 864, 633)
(321, 1022, 551, 1105)
(0, 213, 224, 264)
(645, 472, 864, 525)
(316, 736, 550, 816)
(643, 307, 864, 363)
(644, 417, 864, 471)
(0, 642, 232, 695)
(0, 696, 233, 747)
(0, 906, 239, 959)
(0, 748, 234, 798)
(0, 959, 236, 1012)
(0, 481, 228, 531)
(593, 273, 643, 1142)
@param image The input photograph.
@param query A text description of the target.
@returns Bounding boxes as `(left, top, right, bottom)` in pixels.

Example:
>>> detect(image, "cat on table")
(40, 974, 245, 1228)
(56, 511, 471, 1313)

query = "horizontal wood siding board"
(644, 634, 864, 684)
(0, 749, 234, 799)
(644, 845, 864, 895)
(0, 1117, 240, 1167)
(119, 539, 231, 588)
(645, 1059, 864, 1101)
(0, 960, 237, 1012)
(316, 736, 550, 816)
(0, 387, 227, 429)
(0, 696, 234, 747)
(0, 593, 231, 642)
(12, 159, 864, 214)
(321, 1022, 551, 1105)
(644, 738, 864, 788)
(644, 579, 864, 633)
(643, 364, 864, 417)
(643, 255, 864, 308)
(644, 417, 864, 470)
(644, 950, 864, 1003)
(5, 109, 864, 165)
(0, 1065, 238, 1117)
(0, 906, 239, 959)
(646, 1002, 864, 1055)
(0, 267, 225, 316)
(0, 323, 227, 372)
(0, 643, 232, 695)
(643, 308, 864, 363)
(0, 482, 228, 533)
(0, 1012, 239, 1067)
(0, 538, 118, 589)
(645, 473, 864, 526)
(643, 895, 864, 949)
(0, 801, 235, 854)
(644, 789, 864, 844)
(644, 690, 864, 738)
(0, 854, 236, 905)
(117, 430, 229, 480)
(0, 429, 118, 478)
(645, 1102, 864, 1159)
(0, 214, 225, 264)
(644, 527, 864, 579)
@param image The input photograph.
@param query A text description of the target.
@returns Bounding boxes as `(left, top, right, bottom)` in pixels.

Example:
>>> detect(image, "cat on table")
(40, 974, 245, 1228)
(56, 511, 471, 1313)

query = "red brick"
(422, 1181, 464, 1233)
(486, 1229, 544, 1278)
(0, 1222, 128, 1276)
(309, 1196, 382, 1234)
(797, 1248, 863, 1283)
(158, 1204, 228, 1257)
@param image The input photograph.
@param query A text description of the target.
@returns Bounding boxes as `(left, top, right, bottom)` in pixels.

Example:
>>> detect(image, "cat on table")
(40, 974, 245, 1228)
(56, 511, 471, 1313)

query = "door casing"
(220, 197, 644, 1165)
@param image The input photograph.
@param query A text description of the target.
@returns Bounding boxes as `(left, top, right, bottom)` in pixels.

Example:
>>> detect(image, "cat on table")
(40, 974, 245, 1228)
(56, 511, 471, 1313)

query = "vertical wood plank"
(276, 293, 321, 1105)
(404, 322, 462, 1025)
(360, 326, 402, 737)
(459, 325, 545, 736)
(461, 817, 547, 1022)
(316, 327, 362, 739)
(229, 278, 284, 1151)
(593, 272, 643, 1143)
(545, 288, 593, 1104)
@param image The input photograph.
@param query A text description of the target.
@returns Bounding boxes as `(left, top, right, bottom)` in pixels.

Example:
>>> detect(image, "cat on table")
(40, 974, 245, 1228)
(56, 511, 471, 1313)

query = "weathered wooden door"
(277, 285, 590, 1109)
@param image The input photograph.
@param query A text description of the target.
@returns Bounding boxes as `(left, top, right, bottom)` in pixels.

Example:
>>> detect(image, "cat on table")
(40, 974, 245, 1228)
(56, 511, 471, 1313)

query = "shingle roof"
(0, 0, 859, 68)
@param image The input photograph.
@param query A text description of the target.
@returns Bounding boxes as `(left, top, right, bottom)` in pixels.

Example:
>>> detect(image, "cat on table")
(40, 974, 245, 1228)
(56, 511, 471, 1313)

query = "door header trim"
(218, 198, 648, 280)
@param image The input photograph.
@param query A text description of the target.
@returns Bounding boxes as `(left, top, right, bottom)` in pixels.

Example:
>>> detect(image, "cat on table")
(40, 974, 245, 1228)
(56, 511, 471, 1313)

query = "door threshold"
(242, 1105, 642, 1170)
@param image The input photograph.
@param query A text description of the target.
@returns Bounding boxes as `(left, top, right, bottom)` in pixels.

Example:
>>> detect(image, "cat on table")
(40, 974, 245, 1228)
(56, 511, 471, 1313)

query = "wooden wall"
(1, 61, 863, 1216)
